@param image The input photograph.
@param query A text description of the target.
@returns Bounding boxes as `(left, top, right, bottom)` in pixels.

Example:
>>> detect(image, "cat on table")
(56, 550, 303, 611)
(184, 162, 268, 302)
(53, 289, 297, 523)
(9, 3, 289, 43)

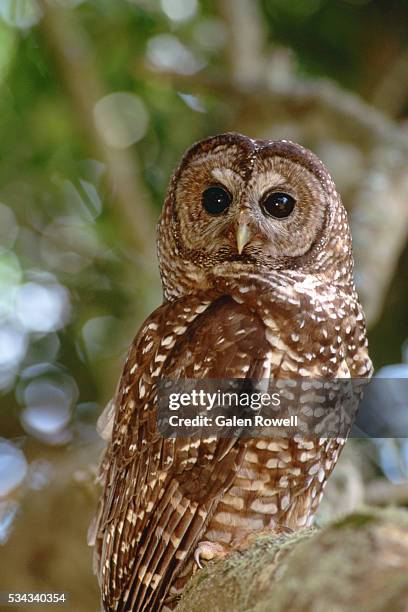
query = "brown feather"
(92, 133, 372, 611)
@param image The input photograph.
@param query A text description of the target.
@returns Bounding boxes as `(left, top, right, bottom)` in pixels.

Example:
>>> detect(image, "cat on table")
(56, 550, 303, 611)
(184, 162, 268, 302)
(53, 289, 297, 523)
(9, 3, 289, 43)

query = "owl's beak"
(236, 221, 251, 254)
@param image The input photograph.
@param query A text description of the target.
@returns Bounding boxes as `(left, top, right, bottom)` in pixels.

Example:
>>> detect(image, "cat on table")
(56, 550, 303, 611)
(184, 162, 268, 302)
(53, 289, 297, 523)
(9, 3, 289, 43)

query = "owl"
(90, 133, 372, 612)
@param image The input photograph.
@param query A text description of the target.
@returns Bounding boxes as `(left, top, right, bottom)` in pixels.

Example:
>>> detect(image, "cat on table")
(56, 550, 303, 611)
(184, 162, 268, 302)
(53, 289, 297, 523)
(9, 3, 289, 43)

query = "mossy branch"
(176, 508, 408, 612)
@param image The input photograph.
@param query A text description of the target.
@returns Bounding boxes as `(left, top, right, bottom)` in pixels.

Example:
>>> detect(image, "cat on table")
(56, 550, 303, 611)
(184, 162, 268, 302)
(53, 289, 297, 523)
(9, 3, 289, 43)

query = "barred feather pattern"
(91, 134, 372, 611)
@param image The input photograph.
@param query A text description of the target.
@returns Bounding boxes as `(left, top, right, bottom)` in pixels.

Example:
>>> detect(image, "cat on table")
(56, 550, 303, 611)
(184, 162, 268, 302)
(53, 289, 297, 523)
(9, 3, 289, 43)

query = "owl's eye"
(202, 186, 231, 215)
(261, 191, 296, 219)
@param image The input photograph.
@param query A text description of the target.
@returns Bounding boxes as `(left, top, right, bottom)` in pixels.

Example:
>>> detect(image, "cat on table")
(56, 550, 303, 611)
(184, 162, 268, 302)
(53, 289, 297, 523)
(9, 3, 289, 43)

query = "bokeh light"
(0, 325, 27, 369)
(93, 92, 149, 149)
(0, 0, 42, 29)
(177, 92, 206, 113)
(0, 499, 19, 545)
(18, 366, 78, 444)
(0, 440, 28, 497)
(16, 281, 71, 333)
(160, 0, 198, 23)
(146, 34, 204, 75)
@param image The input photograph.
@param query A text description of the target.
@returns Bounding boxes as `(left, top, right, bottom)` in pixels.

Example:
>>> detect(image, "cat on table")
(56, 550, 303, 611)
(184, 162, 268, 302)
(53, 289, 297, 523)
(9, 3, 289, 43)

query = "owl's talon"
(194, 541, 228, 569)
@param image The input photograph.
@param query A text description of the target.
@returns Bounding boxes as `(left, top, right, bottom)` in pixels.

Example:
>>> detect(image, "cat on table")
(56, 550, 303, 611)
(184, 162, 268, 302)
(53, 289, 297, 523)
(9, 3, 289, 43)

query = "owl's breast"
(203, 435, 341, 543)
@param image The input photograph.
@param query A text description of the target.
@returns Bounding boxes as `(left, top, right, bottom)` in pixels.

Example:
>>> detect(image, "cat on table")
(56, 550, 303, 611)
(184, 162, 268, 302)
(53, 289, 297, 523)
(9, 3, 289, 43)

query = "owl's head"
(157, 133, 352, 299)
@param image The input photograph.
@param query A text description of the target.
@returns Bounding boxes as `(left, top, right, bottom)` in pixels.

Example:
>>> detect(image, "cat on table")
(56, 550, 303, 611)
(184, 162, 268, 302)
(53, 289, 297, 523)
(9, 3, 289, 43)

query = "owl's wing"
(93, 293, 271, 612)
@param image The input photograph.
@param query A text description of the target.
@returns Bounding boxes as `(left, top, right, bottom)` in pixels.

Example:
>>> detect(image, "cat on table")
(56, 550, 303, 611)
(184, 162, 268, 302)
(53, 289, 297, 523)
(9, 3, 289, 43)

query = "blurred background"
(0, 0, 407, 610)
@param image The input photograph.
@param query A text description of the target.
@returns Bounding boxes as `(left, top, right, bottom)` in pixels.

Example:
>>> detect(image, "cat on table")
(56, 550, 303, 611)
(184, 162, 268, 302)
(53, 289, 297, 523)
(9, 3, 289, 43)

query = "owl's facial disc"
(158, 134, 350, 299)
(167, 135, 335, 276)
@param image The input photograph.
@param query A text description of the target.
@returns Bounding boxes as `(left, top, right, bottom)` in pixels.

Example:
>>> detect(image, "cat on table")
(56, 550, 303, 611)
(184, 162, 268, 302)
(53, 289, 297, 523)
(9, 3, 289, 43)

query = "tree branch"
(371, 46, 408, 118)
(365, 478, 408, 507)
(37, 1, 156, 266)
(218, 0, 266, 86)
(176, 508, 408, 611)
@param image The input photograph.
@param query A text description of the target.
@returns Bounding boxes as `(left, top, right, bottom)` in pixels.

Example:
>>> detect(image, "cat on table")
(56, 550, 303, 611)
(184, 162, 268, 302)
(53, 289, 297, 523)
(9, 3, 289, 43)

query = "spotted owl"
(90, 133, 372, 611)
